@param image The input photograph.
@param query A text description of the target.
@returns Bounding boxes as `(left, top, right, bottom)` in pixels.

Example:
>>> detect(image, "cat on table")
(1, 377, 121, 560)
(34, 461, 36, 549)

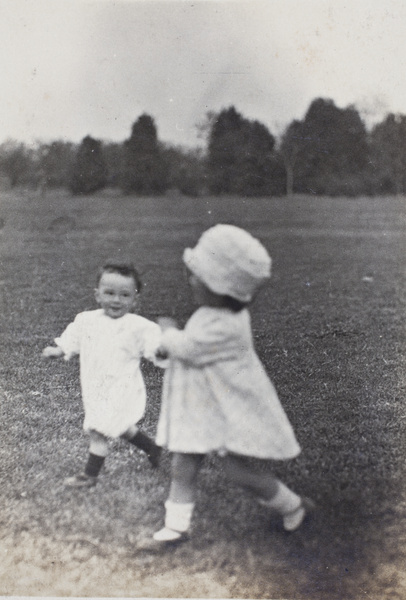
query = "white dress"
(55, 309, 162, 438)
(156, 307, 301, 460)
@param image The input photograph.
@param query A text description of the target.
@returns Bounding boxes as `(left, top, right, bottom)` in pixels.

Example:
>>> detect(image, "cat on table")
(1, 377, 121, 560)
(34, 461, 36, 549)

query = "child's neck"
(200, 297, 228, 309)
(193, 284, 246, 312)
(103, 310, 131, 319)
(198, 297, 245, 312)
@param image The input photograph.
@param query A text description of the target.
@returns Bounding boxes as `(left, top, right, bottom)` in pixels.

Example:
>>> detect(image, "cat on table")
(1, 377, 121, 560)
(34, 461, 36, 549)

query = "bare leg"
(223, 454, 308, 531)
(153, 453, 204, 542)
(223, 454, 279, 499)
(64, 430, 108, 487)
(89, 430, 109, 457)
(122, 424, 161, 468)
(168, 452, 204, 503)
(122, 424, 138, 439)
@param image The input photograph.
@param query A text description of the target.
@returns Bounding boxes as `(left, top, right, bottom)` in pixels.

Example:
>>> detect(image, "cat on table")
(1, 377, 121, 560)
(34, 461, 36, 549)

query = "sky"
(2, 0, 406, 148)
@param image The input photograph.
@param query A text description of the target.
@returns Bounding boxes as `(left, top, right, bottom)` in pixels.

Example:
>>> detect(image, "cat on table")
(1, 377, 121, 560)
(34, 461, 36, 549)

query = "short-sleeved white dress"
(55, 309, 162, 438)
(156, 306, 301, 460)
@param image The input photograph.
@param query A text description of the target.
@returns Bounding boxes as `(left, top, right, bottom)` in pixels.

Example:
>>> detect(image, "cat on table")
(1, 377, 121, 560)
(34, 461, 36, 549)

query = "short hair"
(97, 260, 142, 293)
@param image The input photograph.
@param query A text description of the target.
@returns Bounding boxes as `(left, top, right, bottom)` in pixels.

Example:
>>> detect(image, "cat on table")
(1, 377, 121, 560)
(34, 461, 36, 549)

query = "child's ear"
(94, 288, 101, 304)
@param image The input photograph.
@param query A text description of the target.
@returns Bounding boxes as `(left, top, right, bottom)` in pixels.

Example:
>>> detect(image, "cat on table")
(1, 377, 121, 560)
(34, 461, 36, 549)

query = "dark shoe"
(146, 445, 162, 469)
(129, 431, 161, 468)
(64, 473, 97, 488)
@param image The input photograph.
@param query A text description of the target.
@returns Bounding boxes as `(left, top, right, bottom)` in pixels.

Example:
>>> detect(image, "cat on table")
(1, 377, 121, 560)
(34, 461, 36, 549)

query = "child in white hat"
(149, 224, 313, 547)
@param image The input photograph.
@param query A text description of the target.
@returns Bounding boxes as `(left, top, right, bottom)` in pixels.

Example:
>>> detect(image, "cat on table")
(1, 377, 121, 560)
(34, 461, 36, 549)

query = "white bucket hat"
(183, 224, 272, 302)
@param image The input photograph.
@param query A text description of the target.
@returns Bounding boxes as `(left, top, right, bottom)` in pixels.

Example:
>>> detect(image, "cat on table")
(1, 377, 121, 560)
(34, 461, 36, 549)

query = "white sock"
(164, 500, 194, 532)
(258, 482, 305, 531)
(153, 501, 194, 541)
(153, 527, 186, 542)
(283, 506, 306, 531)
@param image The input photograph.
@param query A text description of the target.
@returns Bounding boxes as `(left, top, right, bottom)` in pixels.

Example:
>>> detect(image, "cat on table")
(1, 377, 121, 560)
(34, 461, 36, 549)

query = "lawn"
(0, 189, 405, 599)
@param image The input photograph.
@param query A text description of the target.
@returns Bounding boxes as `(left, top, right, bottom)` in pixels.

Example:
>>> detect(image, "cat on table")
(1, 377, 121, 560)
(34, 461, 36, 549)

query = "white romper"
(55, 309, 162, 438)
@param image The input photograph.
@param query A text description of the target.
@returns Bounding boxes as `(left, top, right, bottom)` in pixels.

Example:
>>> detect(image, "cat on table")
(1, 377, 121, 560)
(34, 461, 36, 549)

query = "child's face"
(95, 271, 138, 319)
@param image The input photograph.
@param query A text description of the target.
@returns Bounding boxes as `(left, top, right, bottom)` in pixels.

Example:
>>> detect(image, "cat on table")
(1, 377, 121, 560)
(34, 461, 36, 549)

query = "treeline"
(1, 98, 406, 197)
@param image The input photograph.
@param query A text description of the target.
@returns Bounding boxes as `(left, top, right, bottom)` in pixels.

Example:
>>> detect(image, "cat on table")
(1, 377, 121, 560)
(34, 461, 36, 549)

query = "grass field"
(0, 189, 405, 599)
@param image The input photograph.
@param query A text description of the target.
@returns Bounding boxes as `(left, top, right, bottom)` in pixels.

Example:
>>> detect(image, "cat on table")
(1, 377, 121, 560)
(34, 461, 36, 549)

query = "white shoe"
(283, 497, 315, 531)
(137, 528, 189, 552)
(153, 527, 187, 542)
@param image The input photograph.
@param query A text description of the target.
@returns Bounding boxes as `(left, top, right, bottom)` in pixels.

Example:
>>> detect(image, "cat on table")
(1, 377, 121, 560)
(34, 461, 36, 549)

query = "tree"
(39, 140, 76, 189)
(195, 111, 217, 145)
(69, 136, 108, 195)
(237, 120, 277, 196)
(293, 98, 369, 195)
(207, 106, 276, 196)
(279, 120, 303, 197)
(121, 114, 167, 195)
(369, 113, 406, 195)
(161, 144, 206, 196)
(102, 142, 124, 188)
(0, 140, 31, 187)
(207, 106, 242, 194)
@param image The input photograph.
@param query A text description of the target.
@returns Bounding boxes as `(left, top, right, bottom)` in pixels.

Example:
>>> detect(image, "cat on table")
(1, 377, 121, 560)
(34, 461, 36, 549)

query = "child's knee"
(121, 424, 138, 440)
(89, 430, 109, 457)
(223, 454, 278, 496)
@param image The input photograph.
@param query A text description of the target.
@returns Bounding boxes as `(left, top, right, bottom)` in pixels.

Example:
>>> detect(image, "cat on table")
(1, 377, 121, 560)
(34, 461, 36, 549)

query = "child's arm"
(158, 317, 178, 331)
(155, 317, 178, 360)
(158, 312, 240, 367)
(42, 346, 65, 359)
(155, 346, 169, 361)
(141, 319, 171, 367)
(42, 314, 82, 361)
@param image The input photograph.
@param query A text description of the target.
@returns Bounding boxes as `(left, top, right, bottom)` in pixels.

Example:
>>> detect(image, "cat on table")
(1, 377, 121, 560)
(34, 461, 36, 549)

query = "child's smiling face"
(95, 271, 138, 319)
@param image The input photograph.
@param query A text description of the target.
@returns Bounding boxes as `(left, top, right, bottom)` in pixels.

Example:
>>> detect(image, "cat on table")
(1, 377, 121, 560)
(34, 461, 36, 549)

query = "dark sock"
(128, 431, 161, 468)
(84, 453, 105, 477)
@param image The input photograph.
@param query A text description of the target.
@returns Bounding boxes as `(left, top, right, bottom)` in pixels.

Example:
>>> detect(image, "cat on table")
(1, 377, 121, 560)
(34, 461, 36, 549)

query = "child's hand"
(42, 346, 64, 359)
(158, 317, 178, 331)
(155, 346, 169, 360)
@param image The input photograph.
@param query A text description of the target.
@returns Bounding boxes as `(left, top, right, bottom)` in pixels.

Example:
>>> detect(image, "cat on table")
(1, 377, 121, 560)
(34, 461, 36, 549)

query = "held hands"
(42, 346, 64, 359)
(155, 346, 169, 361)
(155, 317, 178, 361)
